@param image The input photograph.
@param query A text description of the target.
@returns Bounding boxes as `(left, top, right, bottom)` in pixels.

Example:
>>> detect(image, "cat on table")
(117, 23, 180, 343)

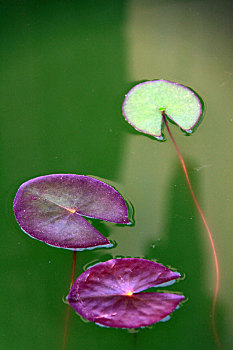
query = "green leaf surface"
(122, 80, 203, 139)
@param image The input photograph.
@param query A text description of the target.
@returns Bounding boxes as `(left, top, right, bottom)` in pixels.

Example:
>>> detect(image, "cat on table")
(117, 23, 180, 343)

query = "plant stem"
(162, 112, 221, 349)
(71, 250, 77, 286)
(63, 251, 77, 350)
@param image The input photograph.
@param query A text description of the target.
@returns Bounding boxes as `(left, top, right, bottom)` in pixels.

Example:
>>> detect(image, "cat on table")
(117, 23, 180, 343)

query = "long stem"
(162, 113, 221, 349)
(63, 251, 77, 350)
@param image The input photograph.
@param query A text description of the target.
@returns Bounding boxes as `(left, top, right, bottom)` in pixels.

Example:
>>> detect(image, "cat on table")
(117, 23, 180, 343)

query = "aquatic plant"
(122, 79, 221, 348)
(13, 174, 129, 250)
(122, 79, 203, 139)
(13, 174, 184, 343)
(68, 258, 184, 328)
(13, 173, 130, 348)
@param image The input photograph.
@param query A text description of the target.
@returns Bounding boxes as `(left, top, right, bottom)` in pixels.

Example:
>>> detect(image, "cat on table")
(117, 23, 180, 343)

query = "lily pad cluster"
(13, 79, 200, 330)
(13, 173, 184, 328)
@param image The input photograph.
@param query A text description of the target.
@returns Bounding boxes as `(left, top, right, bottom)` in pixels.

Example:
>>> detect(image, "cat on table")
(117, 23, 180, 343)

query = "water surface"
(1, 1, 232, 349)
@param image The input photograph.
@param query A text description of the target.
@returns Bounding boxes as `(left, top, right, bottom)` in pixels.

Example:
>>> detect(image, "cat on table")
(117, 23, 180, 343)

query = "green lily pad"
(122, 80, 203, 139)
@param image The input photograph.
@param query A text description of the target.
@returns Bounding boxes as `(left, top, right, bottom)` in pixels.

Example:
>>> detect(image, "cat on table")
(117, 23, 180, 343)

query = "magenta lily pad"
(13, 174, 129, 250)
(68, 258, 184, 328)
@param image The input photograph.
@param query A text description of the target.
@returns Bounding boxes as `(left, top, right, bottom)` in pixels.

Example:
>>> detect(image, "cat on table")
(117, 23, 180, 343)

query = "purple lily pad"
(13, 174, 129, 250)
(68, 258, 184, 328)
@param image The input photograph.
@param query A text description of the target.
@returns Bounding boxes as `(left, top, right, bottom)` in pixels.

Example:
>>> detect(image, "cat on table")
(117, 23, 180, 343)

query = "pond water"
(1, 1, 232, 350)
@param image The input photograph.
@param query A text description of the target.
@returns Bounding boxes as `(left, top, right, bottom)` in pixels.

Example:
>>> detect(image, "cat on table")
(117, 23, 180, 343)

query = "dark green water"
(1, 1, 232, 350)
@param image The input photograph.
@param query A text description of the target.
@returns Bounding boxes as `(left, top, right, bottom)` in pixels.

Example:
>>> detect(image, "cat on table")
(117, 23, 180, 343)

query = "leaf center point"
(67, 208, 76, 214)
(124, 290, 133, 297)
(158, 107, 166, 112)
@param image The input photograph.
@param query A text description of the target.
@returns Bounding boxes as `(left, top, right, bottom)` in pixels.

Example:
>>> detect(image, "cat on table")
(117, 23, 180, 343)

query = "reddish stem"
(63, 251, 77, 350)
(162, 113, 221, 349)
(71, 250, 77, 286)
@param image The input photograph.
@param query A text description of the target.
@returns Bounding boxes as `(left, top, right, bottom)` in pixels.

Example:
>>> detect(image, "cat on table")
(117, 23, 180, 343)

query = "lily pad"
(13, 174, 129, 250)
(68, 258, 184, 328)
(122, 79, 203, 139)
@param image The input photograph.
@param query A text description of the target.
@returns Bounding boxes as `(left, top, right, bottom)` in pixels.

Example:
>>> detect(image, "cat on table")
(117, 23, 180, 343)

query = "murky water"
(1, 1, 232, 349)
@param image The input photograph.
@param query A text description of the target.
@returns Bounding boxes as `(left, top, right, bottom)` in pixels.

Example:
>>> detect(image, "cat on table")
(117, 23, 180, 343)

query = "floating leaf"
(122, 79, 203, 139)
(13, 174, 129, 250)
(68, 258, 184, 328)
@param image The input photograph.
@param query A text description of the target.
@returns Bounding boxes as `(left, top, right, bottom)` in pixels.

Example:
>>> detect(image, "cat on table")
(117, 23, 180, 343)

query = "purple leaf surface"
(68, 258, 184, 328)
(13, 174, 129, 250)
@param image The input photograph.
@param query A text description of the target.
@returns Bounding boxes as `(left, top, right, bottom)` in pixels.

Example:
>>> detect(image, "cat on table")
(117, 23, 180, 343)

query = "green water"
(1, 1, 232, 349)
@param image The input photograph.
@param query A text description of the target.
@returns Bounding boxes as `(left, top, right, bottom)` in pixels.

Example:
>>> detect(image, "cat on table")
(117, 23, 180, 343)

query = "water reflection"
(142, 160, 224, 349)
